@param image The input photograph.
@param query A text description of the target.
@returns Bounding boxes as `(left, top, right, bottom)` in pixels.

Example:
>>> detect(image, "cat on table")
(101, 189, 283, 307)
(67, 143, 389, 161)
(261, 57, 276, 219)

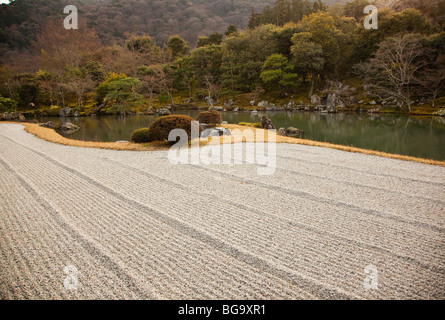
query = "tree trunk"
(308, 74, 317, 99)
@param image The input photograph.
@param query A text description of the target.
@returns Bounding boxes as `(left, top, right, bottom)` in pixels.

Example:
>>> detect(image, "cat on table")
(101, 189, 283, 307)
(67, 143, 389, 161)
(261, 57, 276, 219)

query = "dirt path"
(0, 123, 444, 299)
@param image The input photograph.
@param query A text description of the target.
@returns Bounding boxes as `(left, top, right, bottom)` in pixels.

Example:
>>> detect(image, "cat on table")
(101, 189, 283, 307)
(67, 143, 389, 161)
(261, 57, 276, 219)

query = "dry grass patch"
(23, 123, 171, 151)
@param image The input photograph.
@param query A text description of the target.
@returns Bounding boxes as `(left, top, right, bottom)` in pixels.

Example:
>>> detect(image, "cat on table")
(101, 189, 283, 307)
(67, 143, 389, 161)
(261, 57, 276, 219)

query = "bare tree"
(415, 65, 445, 107)
(64, 68, 95, 108)
(35, 20, 104, 107)
(362, 34, 429, 111)
(137, 65, 164, 108)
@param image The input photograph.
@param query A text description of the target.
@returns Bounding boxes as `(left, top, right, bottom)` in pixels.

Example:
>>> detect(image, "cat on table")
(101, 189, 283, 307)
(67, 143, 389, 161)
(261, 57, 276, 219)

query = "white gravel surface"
(0, 123, 444, 299)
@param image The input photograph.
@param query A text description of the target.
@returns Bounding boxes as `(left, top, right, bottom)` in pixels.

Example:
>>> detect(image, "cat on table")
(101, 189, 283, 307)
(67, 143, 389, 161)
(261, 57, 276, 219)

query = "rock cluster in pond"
(39, 121, 58, 129)
(59, 107, 72, 117)
(39, 121, 80, 134)
(259, 115, 304, 138)
(1, 112, 28, 121)
(60, 122, 80, 132)
(277, 127, 304, 138)
(307, 93, 347, 113)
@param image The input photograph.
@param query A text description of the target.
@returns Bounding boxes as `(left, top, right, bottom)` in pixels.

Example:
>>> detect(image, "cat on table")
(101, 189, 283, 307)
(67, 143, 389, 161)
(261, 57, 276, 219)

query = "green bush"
(197, 110, 222, 124)
(131, 128, 150, 143)
(158, 91, 169, 104)
(148, 115, 201, 144)
(42, 106, 62, 116)
(0, 96, 17, 112)
(239, 122, 262, 128)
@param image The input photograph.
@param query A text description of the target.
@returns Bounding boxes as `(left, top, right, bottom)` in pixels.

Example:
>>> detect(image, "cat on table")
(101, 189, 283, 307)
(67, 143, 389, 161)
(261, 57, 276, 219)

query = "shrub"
(42, 106, 62, 116)
(131, 128, 150, 143)
(239, 122, 262, 128)
(197, 110, 222, 124)
(158, 91, 169, 104)
(147, 115, 201, 144)
(0, 96, 17, 112)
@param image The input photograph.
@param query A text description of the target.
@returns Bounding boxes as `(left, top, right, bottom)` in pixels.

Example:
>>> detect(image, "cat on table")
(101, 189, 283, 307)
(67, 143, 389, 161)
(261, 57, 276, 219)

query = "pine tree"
(248, 7, 257, 29)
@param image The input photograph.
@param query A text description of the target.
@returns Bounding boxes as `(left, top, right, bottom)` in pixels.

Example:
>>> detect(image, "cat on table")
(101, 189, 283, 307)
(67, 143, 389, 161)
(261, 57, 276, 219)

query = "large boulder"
(59, 107, 72, 117)
(433, 108, 445, 117)
(156, 108, 171, 116)
(201, 127, 231, 138)
(261, 115, 275, 130)
(311, 95, 321, 105)
(286, 127, 304, 137)
(1, 112, 16, 121)
(60, 122, 80, 132)
(326, 94, 338, 113)
(277, 128, 287, 136)
(258, 101, 269, 107)
(205, 96, 215, 106)
(286, 100, 295, 109)
(224, 99, 234, 107)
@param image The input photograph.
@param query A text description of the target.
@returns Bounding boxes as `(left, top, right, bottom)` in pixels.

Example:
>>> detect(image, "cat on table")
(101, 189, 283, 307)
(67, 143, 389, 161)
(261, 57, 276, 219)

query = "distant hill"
(0, 0, 279, 52)
(0, 0, 354, 52)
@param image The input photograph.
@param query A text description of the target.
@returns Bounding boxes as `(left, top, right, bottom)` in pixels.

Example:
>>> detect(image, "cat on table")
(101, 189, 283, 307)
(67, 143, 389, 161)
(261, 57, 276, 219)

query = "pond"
(37, 110, 445, 160)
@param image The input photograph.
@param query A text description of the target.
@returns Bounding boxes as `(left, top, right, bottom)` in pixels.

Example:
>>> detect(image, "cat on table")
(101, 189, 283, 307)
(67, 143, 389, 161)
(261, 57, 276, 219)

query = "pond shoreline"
(10, 105, 445, 119)
(3, 122, 444, 167)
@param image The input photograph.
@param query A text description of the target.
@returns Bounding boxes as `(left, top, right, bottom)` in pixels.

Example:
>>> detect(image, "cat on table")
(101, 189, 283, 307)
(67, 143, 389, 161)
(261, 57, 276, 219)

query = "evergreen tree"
(260, 53, 298, 91)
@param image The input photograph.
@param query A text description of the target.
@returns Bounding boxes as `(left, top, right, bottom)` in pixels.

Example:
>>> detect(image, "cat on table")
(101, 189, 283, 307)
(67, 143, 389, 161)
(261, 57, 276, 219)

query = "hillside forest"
(0, 0, 444, 117)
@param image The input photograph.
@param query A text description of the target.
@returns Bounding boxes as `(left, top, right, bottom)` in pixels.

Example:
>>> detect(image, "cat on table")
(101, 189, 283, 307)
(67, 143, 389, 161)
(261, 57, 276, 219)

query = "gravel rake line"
(190, 147, 445, 205)
(103, 157, 445, 275)
(1, 125, 444, 299)
(274, 144, 445, 184)
(201, 151, 445, 230)
(0, 157, 155, 300)
(162, 157, 445, 234)
(105, 151, 443, 240)
(1, 134, 322, 297)
(275, 152, 445, 188)
(0, 147, 249, 299)
(0, 160, 144, 300)
(38, 141, 440, 298)
(0, 134, 351, 300)
(271, 159, 444, 203)
(62, 155, 444, 298)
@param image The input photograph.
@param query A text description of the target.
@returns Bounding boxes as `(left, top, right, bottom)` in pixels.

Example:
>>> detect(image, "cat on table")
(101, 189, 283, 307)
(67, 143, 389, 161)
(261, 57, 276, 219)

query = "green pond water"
(38, 110, 445, 160)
